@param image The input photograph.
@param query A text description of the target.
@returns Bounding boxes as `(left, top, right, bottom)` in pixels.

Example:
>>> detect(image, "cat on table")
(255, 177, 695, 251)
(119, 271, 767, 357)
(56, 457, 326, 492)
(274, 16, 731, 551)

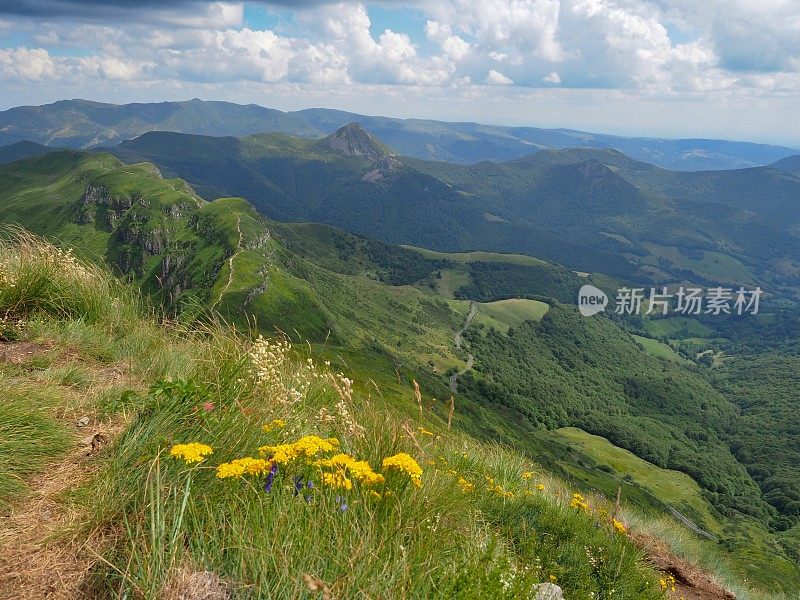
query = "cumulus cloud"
(486, 69, 514, 84)
(0, 47, 57, 80)
(0, 0, 798, 118)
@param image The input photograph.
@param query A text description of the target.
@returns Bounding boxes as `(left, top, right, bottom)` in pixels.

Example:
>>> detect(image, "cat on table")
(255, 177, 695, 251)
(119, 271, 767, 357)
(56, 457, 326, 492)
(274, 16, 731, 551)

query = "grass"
(3, 231, 799, 599)
(0, 230, 672, 600)
(631, 334, 688, 363)
(0, 388, 70, 507)
(550, 428, 723, 536)
(473, 298, 550, 332)
(641, 243, 758, 286)
(404, 246, 551, 267)
(641, 317, 715, 339)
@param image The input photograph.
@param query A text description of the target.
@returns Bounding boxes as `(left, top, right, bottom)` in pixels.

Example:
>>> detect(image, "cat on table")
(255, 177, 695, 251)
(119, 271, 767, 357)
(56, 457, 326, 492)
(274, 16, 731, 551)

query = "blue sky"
(0, 1, 798, 146)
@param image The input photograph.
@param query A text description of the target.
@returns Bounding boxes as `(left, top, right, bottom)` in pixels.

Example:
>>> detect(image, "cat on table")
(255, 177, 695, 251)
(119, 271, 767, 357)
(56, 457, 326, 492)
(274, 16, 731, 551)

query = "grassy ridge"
(0, 232, 672, 599)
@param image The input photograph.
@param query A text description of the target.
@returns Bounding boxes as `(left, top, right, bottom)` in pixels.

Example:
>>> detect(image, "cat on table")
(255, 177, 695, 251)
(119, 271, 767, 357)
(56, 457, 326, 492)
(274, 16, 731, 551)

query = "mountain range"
(1, 98, 797, 171)
(98, 124, 800, 299)
(3, 108, 800, 595)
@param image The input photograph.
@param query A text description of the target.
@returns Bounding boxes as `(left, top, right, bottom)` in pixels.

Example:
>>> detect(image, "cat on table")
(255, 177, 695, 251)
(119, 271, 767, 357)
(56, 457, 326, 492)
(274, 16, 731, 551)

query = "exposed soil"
(631, 531, 737, 600)
(0, 340, 51, 364)
(0, 424, 116, 599)
(0, 341, 124, 599)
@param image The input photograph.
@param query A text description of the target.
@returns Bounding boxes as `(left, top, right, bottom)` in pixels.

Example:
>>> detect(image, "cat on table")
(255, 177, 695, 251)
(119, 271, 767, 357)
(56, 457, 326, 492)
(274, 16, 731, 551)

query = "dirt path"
(0, 343, 124, 599)
(631, 531, 736, 600)
(0, 420, 117, 599)
(213, 213, 243, 309)
(450, 302, 477, 393)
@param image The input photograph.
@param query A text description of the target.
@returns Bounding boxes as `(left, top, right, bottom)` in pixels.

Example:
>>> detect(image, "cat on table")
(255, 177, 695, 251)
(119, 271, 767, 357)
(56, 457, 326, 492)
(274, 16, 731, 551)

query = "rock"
(323, 122, 395, 161)
(532, 582, 564, 600)
(76, 416, 90, 428)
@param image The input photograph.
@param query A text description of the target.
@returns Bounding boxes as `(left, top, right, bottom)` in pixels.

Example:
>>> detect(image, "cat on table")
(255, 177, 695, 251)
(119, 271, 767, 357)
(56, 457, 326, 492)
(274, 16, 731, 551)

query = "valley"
(1, 117, 800, 598)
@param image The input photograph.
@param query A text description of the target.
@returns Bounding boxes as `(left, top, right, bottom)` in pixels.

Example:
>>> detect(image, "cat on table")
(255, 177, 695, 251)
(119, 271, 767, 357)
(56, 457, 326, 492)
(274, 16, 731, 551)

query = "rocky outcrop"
(323, 123, 395, 161)
(75, 184, 134, 228)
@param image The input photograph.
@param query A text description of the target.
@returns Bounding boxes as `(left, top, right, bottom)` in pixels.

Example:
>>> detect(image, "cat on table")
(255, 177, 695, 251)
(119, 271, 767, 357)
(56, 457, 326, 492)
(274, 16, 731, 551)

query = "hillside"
(111, 129, 800, 294)
(771, 155, 800, 177)
(1, 98, 797, 171)
(3, 150, 800, 596)
(0, 140, 56, 165)
(3, 232, 691, 599)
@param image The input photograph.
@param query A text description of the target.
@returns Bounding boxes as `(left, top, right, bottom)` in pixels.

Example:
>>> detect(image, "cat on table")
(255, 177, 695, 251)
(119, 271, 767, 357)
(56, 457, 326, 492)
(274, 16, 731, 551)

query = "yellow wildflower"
(215, 457, 271, 479)
(262, 418, 286, 432)
(536, 483, 545, 491)
(612, 518, 627, 535)
(382, 452, 423, 487)
(316, 453, 385, 487)
(569, 492, 590, 511)
(457, 477, 475, 493)
(522, 471, 533, 480)
(418, 427, 434, 437)
(170, 442, 213, 464)
(322, 471, 353, 490)
(259, 435, 339, 464)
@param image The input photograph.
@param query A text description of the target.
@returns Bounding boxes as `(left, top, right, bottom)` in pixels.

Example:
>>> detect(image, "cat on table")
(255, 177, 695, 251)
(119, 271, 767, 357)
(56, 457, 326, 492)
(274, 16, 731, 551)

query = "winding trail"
(213, 213, 243, 309)
(450, 302, 477, 393)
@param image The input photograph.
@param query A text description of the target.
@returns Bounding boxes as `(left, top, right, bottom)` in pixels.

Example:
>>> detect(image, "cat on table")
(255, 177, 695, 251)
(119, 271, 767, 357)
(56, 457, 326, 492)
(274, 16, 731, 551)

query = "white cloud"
(0, 47, 57, 81)
(425, 20, 471, 62)
(543, 71, 561, 83)
(0, 0, 798, 144)
(486, 69, 513, 84)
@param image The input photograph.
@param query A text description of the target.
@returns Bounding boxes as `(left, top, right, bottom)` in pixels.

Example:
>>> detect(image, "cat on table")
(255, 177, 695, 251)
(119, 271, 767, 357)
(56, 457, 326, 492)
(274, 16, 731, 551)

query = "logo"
(578, 284, 608, 316)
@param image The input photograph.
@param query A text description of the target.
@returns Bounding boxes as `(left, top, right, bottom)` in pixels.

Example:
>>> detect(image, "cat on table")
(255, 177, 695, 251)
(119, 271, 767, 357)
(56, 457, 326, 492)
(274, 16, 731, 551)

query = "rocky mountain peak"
(324, 122, 394, 161)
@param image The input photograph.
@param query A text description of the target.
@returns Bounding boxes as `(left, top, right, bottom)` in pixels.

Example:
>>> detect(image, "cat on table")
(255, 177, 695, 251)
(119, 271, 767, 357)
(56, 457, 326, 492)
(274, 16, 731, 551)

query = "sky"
(0, 0, 799, 146)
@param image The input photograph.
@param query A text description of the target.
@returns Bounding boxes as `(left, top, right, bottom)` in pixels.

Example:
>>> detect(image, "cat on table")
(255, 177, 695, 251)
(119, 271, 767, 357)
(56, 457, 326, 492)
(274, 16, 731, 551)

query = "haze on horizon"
(1, 0, 799, 147)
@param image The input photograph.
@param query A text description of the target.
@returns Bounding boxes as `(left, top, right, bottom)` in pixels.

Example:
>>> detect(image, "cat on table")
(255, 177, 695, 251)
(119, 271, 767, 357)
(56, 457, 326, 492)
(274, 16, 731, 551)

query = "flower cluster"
(249, 336, 312, 407)
(324, 371, 364, 438)
(216, 457, 271, 478)
(36, 244, 95, 283)
(485, 476, 514, 499)
(659, 574, 676, 592)
(570, 492, 590, 511)
(262, 418, 286, 433)
(612, 518, 627, 535)
(315, 453, 385, 490)
(457, 477, 475, 493)
(382, 452, 423, 487)
(170, 442, 213, 464)
(258, 435, 340, 464)
(0, 263, 15, 290)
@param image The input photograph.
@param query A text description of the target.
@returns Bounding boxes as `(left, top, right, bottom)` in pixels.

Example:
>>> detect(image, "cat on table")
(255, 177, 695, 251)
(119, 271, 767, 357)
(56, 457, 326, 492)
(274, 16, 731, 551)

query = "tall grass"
(80, 329, 665, 599)
(0, 387, 70, 507)
(0, 229, 761, 598)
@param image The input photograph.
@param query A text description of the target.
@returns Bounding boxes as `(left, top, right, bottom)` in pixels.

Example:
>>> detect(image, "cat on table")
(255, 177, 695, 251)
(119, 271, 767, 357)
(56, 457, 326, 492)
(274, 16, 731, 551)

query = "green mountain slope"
(112, 130, 800, 293)
(3, 149, 800, 594)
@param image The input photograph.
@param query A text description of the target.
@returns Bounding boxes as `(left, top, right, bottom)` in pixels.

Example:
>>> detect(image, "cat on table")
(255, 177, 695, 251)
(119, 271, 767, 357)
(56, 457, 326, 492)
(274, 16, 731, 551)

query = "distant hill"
(0, 140, 57, 165)
(110, 128, 800, 295)
(772, 155, 800, 177)
(1, 98, 797, 171)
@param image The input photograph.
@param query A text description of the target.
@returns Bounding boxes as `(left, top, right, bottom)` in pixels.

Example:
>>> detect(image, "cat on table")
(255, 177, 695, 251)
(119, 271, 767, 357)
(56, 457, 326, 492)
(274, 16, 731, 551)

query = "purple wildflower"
(263, 461, 278, 493)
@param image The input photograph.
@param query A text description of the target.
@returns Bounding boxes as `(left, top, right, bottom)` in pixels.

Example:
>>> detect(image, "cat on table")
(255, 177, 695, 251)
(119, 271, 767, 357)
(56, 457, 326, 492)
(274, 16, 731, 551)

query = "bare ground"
(631, 531, 737, 600)
(0, 341, 125, 600)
